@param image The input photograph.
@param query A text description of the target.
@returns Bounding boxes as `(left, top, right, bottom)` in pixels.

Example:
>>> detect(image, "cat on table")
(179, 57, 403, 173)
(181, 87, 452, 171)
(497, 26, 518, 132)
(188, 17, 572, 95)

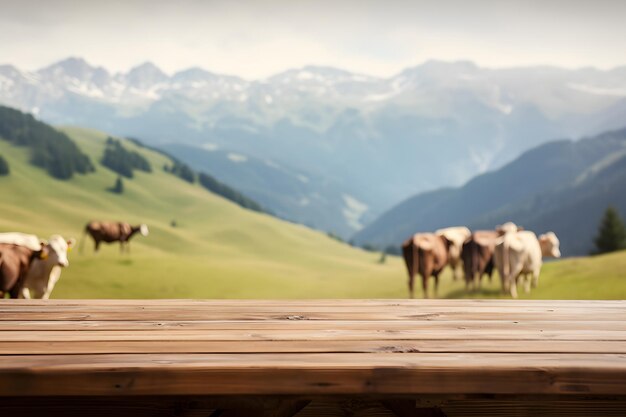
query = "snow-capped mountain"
(1, 57, 626, 236)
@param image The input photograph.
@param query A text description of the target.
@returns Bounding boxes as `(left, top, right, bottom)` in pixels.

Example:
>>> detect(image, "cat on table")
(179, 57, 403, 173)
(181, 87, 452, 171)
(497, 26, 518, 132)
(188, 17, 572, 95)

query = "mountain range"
(354, 127, 626, 256)
(2, 57, 626, 236)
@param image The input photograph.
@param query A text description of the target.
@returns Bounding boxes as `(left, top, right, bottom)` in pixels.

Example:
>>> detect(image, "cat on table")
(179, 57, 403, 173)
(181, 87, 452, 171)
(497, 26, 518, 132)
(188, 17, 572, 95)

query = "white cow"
(20, 235, 75, 299)
(493, 231, 561, 298)
(435, 226, 471, 280)
(0, 233, 74, 299)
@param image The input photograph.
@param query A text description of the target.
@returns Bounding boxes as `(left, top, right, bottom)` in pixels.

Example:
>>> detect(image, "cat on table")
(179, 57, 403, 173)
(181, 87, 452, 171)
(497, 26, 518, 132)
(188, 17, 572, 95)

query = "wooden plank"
(2, 396, 625, 417)
(0, 301, 622, 321)
(1, 300, 623, 312)
(2, 304, 623, 314)
(2, 300, 624, 322)
(1, 310, 624, 321)
(2, 339, 625, 355)
(1, 328, 623, 342)
(2, 319, 625, 331)
(0, 353, 625, 396)
(4, 299, 624, 307)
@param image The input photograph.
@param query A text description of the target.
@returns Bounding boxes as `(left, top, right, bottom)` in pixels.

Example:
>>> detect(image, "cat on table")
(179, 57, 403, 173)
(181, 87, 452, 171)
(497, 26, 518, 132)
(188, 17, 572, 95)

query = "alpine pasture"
(0, 126, 624, 299)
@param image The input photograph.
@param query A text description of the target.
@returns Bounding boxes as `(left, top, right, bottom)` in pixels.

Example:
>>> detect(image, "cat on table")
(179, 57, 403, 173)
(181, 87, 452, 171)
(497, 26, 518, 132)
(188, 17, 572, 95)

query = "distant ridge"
(353, 127, 626, 256)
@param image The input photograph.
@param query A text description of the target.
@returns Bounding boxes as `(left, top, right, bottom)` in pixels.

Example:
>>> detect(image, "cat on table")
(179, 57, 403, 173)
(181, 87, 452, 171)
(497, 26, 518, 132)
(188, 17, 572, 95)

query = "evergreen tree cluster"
(198, 172, 264, 212)
(0, 105, 94, 179)
(0, 155, 9, 176)
(128, 136, 194, 183)
(126, 136, 265, 213)
(164, 160, 196, 183)
(593, 206, 626, 254)
(101, 137, 152, 178)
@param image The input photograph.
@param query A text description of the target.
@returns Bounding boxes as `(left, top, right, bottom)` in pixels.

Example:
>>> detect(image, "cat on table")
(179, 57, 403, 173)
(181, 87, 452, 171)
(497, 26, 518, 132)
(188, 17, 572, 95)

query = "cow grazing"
(0, 234, 74, 299)
(494, 231, 561, 298)
(19, 235, 75, 299)
(402, 233, 450, 298)
(83, 221, 149, 253)
(435, 226, 471, 281)
(461, 230, 499, 290)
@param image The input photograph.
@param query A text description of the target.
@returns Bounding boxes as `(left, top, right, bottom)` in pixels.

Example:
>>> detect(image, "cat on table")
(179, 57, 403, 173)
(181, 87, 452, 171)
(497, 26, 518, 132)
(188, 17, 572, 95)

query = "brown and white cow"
(494, 230, 561, 298)
(82, 221, 149, 253)
(19, 235, 75, 299)
(0, 233, 74, 299)
(435, 226, 471, 281)
(402, 233, 449, 298)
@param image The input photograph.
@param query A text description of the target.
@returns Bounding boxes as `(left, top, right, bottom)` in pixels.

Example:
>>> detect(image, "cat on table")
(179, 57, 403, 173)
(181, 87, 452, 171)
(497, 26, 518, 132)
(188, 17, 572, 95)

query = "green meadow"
(0, 127, 624, 299)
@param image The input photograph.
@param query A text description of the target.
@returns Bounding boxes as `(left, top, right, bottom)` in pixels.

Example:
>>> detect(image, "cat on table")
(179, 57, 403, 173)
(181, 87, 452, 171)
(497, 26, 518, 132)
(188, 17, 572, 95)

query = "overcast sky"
(1, 0, 625, 79)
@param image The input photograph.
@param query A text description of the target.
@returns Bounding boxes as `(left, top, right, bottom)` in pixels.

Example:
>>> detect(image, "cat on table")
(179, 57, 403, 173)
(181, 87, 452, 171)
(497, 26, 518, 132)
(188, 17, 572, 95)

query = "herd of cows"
(1, 218, 559, 300)
(402, 223, 561, 298)
(0, 222, 149, 299)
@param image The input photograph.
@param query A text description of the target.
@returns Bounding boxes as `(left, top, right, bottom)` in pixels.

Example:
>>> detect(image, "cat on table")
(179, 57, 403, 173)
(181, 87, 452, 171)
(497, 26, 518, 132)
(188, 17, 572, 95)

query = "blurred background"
(0, 0, 625, 299)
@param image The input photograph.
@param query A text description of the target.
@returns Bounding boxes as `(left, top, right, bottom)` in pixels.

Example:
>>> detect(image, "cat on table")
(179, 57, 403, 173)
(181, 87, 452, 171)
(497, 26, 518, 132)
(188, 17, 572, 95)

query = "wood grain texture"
(0, 299, 625, 399)
(3, 396, 626, 417)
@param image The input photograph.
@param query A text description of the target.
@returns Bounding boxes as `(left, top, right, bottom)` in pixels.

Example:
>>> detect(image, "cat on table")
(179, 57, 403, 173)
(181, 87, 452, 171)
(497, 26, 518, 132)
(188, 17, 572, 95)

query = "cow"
(19, 235, 75, 299)
(461, 230, 499, 291)
(435, 226, 471, 281)
(0, 244, 44, 298)
(401, 233, 450, 298)
(82, 221, 149, 253)
(494, 230, 561, 298)
(460, 222, 522, 291)
(0, 233, 74, 299)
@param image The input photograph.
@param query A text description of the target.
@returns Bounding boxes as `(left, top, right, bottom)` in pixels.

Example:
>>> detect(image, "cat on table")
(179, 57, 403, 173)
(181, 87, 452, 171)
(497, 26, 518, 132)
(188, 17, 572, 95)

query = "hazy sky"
(1, 0, 625, 79)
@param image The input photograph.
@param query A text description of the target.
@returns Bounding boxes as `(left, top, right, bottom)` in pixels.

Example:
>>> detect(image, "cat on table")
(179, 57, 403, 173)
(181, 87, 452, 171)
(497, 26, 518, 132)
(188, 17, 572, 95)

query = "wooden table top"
(0, 299, 625, 397)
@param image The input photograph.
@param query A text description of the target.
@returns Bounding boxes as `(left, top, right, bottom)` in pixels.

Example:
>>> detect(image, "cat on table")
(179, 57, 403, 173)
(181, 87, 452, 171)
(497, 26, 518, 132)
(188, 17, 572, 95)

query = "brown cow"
(401, 233, 450, 299)
(0, 243, 48, 299)
(82, 222, 149, 253)
(461, 231, 498, 291)
(461, 223, 520, 291)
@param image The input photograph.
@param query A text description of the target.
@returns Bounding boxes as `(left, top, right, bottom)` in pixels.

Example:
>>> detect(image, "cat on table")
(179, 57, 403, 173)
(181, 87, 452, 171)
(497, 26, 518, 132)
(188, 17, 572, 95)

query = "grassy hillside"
(0, 124, 624, 299)
(163, 143, 367, 238)
(0, 126, 409, 298)
(439, 251, 626, 300)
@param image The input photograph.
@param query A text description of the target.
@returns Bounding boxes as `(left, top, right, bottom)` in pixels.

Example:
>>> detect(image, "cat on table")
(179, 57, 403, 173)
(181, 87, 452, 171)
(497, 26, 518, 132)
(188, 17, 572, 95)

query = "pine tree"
(593, 206, 626, 254)
(112, 176, 124, 194)
(0, 155, 9, 176)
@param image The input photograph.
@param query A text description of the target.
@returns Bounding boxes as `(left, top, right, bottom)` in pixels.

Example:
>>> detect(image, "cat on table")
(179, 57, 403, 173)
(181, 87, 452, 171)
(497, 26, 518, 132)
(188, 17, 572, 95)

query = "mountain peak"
(126, 61, 169, 88)
(172, 67, 216, 82)
(38, 57, 99, 80)
(128, 62, 167, 77)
